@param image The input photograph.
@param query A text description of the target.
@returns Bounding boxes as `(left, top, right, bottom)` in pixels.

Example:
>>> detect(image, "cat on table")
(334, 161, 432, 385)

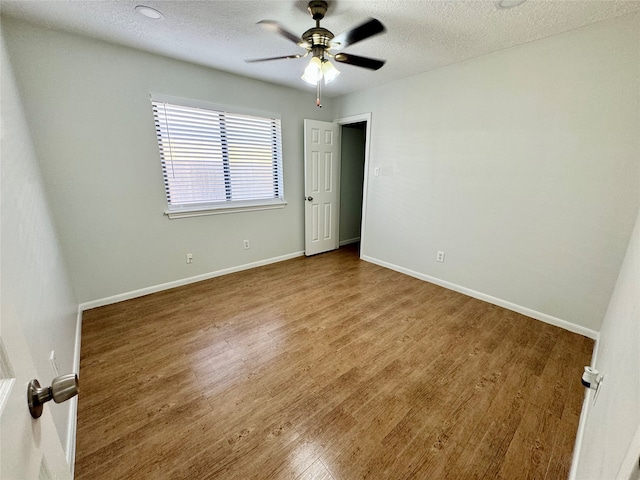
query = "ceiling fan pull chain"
(316, 78, 322, 108)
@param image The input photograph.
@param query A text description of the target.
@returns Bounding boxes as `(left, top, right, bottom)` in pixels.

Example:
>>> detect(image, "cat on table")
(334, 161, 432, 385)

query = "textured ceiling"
(2, 0, 639, 97)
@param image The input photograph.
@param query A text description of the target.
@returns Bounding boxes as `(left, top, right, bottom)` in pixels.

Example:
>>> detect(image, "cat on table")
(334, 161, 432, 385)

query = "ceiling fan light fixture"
(302, 57, 323, 85)
(321, 60, 340, 83)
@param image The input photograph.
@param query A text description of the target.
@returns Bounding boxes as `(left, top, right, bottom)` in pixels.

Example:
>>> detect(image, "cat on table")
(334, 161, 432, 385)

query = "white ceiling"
(2, 0, 639, 97)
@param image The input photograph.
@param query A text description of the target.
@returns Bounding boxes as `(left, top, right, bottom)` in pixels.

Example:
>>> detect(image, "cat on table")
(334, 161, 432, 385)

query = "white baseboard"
(79, 251, 305, 311)
(339, 237, 361, 247)
(361, 255, 599, 339)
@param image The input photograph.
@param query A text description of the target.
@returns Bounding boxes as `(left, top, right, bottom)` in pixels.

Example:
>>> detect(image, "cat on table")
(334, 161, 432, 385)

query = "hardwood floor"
(75, 244, 593, 479)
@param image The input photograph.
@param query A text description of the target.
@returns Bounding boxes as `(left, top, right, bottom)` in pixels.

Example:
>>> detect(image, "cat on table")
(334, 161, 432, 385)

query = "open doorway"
(336, 113, 371, 257)
(339, 122, 366, 248)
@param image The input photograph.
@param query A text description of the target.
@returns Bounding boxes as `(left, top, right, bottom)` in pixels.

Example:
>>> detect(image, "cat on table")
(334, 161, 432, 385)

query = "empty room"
(1, 1, 638, 479)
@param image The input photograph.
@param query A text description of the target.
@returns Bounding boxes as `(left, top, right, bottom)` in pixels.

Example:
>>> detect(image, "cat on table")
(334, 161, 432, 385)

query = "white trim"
(334, 113, 372, 125)
(334, 113, 372, 258)
(79, 251, 305, 311)
(150, 93, 282, 120)
(0, 378, 14, 419)
(568, 336, 602, 480)
(0, 337, 16, 418)
(66, 396, 78, 478)
(339, 237, 361, 247)
(72, 307, 82, 378)
(65, 307, 83, 475)
(361, 254, 599, 339)
(165, 201, 287, 219)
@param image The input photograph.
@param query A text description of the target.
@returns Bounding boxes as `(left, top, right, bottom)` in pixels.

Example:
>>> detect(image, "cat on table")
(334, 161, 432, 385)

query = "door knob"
(306, 196, 313, 202)
(28, 373, 79, 419)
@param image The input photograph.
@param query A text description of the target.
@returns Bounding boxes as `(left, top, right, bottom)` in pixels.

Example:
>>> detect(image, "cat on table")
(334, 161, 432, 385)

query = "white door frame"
(334, 113, 372, 257)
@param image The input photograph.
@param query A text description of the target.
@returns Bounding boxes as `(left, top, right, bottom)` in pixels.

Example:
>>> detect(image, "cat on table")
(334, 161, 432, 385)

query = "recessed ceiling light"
(135, 5, 164, 20)
(497, 0, 526, 9)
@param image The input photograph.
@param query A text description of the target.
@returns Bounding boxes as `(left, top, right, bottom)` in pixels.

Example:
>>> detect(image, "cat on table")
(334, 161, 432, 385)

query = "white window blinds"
(151, 99, 284, 215)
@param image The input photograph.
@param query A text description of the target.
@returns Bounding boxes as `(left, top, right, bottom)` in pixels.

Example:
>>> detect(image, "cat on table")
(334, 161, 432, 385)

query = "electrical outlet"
(243, 239, 250, 250)
(374, 167, 380, 177)
(436, 251, 445, 263)
(186, 253, 193, 264)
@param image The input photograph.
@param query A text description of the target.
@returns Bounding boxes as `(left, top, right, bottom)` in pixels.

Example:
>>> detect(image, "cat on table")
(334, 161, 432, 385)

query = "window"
(151, 97, 285, 218)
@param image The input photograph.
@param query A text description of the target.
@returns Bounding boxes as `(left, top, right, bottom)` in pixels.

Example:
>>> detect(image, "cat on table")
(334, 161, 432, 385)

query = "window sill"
(165, 200, 287, 219)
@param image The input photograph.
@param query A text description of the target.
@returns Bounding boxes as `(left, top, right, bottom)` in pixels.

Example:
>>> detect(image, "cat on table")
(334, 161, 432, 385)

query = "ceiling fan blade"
(333, 53, 385, 70)
(257, 20, 302, 45)
(245, 53, 308, 63)
(331, 18, 385, 50)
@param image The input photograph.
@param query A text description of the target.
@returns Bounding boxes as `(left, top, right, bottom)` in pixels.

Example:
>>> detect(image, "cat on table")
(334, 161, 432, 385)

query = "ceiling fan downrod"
(303, 0, 334, 58)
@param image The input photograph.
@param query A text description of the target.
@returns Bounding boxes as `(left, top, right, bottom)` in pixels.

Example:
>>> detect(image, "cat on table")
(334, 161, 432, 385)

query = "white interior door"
(304, 119, 340, 256)
(0, 315, 71, 479)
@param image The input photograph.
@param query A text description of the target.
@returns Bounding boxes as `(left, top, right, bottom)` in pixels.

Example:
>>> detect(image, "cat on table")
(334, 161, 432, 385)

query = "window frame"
(150, 94, 287, 219)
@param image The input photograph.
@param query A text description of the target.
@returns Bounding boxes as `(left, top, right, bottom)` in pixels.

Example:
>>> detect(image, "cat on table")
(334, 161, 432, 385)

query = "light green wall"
(2, 17, 333, 303)
(5, 13, 638, 329)
(334, 13, 640, 332)
(1, 27, 78, 452)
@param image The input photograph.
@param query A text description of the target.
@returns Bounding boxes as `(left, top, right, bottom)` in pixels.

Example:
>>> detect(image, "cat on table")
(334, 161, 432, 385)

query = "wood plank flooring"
(75, 244, 593, 480)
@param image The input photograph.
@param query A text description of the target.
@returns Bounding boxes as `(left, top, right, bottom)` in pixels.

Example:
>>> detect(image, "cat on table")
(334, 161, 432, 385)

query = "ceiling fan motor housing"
(302, 27, 334, 50)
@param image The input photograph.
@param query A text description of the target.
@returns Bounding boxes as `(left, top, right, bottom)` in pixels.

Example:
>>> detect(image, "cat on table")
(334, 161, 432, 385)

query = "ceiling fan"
(246, 0, 386, 106)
